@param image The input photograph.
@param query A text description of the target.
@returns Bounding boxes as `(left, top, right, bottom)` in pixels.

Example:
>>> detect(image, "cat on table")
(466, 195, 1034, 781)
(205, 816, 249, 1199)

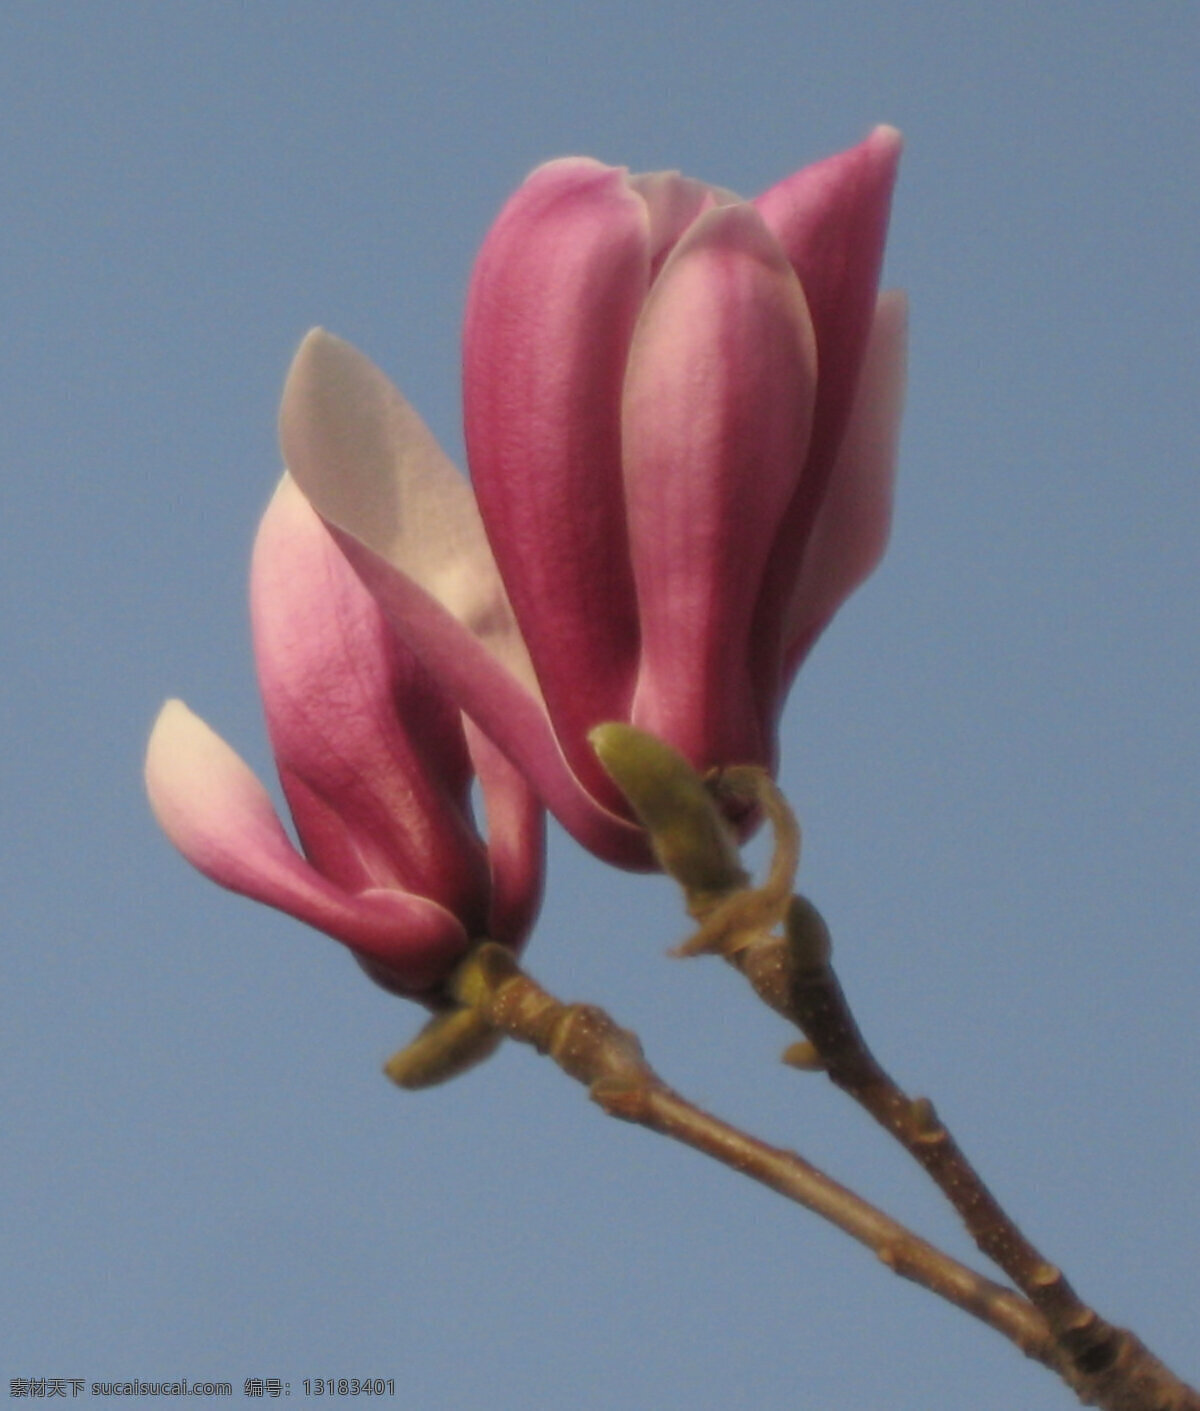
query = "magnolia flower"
(144, 477, 543, 997)
(281, 128, 906, 870)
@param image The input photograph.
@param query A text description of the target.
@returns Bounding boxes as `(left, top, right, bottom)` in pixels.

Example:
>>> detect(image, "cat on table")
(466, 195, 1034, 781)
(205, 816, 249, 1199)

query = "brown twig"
(393, 943, 1071, 1377)
(697, 771, 1198, 1411)
(587, 726, 1195, 1407)
(734, 926, 1196, 1410)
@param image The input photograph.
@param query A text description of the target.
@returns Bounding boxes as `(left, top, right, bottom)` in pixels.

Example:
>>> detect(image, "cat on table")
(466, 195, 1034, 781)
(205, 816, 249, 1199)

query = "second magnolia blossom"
(283, 128, 907, 869)
(145, 477, 543, 997)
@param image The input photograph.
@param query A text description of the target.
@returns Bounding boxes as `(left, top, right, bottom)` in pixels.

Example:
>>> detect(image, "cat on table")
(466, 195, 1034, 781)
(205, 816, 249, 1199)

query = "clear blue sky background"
(3, 4, 1197, 1408)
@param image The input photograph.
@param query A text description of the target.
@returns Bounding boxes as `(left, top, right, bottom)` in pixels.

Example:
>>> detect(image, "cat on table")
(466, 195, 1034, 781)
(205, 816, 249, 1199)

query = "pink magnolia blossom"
(144, 476, 543, 997)
(281, 128, 906, 870)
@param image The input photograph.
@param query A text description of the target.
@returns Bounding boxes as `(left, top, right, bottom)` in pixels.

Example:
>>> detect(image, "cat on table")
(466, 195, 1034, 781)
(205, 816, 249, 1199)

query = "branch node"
(590, 1077, 653, 1122)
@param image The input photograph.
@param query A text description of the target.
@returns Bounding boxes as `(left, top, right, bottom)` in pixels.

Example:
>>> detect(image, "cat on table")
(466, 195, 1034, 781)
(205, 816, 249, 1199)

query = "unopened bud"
(782, 1040, 824, 1071)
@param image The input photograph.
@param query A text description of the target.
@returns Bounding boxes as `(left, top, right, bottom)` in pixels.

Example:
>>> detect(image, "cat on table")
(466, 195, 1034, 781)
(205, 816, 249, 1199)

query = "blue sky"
(3, 4, 1197, 1407)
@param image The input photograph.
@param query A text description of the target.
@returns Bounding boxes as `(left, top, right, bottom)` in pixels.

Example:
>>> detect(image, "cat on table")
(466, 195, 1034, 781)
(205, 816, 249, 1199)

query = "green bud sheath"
(384, 1006, 504, 1090)
(589, 723, 748, 897)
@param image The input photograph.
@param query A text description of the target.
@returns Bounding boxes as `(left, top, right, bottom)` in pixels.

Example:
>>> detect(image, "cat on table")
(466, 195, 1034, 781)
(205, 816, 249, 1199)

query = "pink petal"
(781, 290, 908, 681)
(751, 127, 902, 694)
(320, 521, 652, 871)
(463, 159, 646, 798)
(144, 700, 469, 991)
(463, 720, 545, 950)
(250, 476, 491, 929)
(755, 126, 901, 479)
(623, 201, 817, 769)
(278, 332, 651, 868)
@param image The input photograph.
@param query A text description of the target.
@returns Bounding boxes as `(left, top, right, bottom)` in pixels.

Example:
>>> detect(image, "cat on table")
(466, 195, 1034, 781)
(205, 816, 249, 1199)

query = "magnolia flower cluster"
(146, 128, 906, 1000)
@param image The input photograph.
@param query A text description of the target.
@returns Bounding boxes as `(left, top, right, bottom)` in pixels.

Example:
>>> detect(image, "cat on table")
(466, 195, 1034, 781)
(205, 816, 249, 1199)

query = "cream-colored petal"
(280, 328, 537, 693)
